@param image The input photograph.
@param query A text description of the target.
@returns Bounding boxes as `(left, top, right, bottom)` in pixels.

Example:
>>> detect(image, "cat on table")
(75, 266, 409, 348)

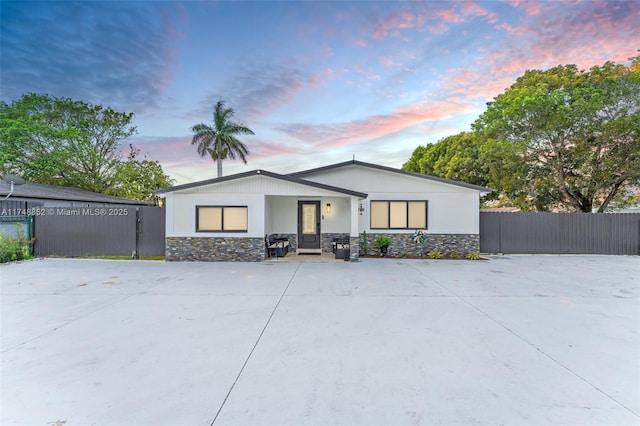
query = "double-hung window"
(370, 201, 427, 229)
(196, 206, 248, 232)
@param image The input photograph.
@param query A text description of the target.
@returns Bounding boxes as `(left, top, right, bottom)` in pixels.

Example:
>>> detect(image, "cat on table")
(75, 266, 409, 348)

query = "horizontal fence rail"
(480, 212, 640, 255)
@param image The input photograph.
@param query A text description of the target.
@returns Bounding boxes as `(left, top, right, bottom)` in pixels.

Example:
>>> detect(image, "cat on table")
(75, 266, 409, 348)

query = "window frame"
(195, 205, 248, 233)
(370, 200, 428, 230)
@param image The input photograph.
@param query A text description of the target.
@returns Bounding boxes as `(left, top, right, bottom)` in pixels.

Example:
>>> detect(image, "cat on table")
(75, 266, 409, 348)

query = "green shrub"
(449, 251, 460, 259)
(466, 251, 481, 260)
(374, 236, 392, 248)
(0, 232, 26, 263)
(428, 249, 443, 259)
(361, 230, 369, 255)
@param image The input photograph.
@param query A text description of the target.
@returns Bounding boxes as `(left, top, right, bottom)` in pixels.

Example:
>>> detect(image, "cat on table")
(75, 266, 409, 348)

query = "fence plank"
(34, 207, 136, 256)
(33, 206, 165, 257)
(138, 207, 166, 257)
(480, 212, 640, 255)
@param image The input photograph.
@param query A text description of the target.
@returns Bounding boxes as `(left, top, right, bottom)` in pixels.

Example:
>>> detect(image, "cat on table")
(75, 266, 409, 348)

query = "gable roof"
(0, 182, 148, 205)
(289, 160, 492, 193)
(154, 169, 368, 198)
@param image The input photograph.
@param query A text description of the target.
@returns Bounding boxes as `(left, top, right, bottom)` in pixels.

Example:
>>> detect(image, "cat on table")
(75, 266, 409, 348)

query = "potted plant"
(374, 236, 392, 255)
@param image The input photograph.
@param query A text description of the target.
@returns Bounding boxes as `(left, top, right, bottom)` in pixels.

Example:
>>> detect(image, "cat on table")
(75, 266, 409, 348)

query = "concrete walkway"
(1, 256, 638, 425)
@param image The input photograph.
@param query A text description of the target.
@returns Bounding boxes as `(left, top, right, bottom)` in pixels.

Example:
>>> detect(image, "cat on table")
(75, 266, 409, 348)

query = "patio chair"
(266, 235, 290, 257)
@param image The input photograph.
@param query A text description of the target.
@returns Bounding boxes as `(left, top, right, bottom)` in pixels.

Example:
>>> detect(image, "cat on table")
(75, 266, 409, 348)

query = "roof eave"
(290, 159, 493, 193)
(154, 169, 368, 198)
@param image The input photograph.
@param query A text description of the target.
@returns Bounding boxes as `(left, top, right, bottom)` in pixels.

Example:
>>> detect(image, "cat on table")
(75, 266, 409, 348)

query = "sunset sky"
(1, 0, 638, 184)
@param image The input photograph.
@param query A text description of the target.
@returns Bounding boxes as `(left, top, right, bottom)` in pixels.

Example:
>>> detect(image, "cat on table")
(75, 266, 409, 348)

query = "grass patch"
(55, 255, 165, 261)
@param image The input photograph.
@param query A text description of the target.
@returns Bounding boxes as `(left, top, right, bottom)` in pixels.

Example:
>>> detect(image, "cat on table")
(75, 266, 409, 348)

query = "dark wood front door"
(297, 201, 321, 249)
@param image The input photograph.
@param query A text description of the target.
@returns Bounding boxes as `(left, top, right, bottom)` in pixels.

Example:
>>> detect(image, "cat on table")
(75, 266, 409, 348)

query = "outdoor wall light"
(359, 202, 365, 215)
(326, 203, 331, 213)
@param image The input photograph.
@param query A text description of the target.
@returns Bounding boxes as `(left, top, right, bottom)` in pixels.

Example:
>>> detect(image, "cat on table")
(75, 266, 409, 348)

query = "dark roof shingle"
(0, 182, 148, 205)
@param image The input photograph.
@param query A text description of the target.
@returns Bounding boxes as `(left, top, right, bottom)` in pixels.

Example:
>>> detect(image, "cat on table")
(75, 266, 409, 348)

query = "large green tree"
(1, 93, 136, 193)
(403, 132, 489, 187)
(405, 56, 640, 212)
(109, 145, 175, 205)
(1, 93, 173, 201)
(191, 99, 254, 177)
(474, 56, 640, 212)
(403, 132, 527, 205)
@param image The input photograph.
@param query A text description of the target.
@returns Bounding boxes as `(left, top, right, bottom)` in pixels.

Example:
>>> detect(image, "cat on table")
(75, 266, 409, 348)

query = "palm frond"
(191, 99, 254, 175)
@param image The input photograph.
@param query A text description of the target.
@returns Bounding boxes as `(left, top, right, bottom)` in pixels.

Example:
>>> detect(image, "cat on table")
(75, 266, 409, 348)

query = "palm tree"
(191, 99, 255, 177)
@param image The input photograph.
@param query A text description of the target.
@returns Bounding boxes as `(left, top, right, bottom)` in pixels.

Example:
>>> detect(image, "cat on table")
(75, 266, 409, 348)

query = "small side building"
(0, 182, 148, 239)
(0, 183, 149, 211)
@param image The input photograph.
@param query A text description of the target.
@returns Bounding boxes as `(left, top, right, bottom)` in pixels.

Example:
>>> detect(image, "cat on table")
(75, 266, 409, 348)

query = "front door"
(298, 201, 321, 250)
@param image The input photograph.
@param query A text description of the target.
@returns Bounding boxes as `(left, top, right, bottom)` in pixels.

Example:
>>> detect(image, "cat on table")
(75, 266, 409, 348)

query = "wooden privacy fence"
(33, 206, 165, 257)
(480, 212, 640, 255)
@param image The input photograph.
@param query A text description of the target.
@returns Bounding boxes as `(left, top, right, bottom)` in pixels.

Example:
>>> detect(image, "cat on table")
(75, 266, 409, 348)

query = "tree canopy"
(403, 132, 489, 187)
(0, 93, 172, 203)
(191, 99, 254, 177)
(108, 145, 174, 205)
(404, 55, 640, 212)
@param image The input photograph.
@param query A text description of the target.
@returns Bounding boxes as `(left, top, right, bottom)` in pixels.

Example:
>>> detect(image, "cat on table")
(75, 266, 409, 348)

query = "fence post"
(134, 208, 140, 260)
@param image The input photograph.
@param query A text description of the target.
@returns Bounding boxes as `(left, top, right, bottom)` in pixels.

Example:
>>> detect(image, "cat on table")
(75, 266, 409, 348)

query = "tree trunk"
(597, 179, 626, 213)
(216, 143, 223, 177)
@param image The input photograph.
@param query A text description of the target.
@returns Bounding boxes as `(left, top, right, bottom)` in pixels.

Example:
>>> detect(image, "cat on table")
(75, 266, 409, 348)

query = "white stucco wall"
(265, 196, 351, 235)
(166, 175, 359, 238)
(163, 167, 484, 238)
(166, 192, 265, 238)
(300, 165, 482, 234)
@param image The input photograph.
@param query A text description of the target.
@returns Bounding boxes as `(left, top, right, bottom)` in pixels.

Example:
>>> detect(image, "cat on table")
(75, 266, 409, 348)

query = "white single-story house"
(154, 160, 491, 261)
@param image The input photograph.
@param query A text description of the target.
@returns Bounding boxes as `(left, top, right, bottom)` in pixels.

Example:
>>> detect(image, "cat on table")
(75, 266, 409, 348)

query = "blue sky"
(1, 1, 638, 184)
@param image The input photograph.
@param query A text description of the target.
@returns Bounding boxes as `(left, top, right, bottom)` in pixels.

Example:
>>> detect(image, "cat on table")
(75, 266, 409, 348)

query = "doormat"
(298, 252, 321, 256)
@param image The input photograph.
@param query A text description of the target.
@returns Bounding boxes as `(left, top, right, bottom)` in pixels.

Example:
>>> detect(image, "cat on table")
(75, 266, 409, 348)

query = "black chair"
(266, 235, 290, 257)
(334, 238, 350, 259)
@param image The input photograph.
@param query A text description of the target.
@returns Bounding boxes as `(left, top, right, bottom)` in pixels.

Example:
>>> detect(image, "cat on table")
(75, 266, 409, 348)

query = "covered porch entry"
(264, 194, 363, 258)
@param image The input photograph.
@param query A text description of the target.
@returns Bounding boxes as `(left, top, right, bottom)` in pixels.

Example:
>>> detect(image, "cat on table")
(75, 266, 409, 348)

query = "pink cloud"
(433, 1, 499, 25)
(243, 138, 306, 160)
(524, 0, 541, 16)
(379, 56, 396, 67)
(507, 0, 541, 16)
(471, 0, 639, 102)
(278, 100, 475, 150)
(494, 22, 535, 37)
(349, 64, 381, 82)
(442, 65, 515, 101)
(372, 10, 418, 39)
(461, 1, 499, 24)
(434, 8, 464, 23)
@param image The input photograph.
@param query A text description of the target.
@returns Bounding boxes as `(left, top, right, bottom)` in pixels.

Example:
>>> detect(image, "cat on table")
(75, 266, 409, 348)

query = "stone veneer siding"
(166, 237, 265, 262)
(321, 233, 350, 253)
(349, 236, 360, 261)
(360, 233, 479, 257)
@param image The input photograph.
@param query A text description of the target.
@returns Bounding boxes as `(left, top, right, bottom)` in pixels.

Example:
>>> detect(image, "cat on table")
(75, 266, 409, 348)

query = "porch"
(264, 195, 362, 257)
(265, 250, 349, 263)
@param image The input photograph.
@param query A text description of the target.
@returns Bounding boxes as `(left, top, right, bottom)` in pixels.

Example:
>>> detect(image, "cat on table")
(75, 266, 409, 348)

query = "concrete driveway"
(1, 256, 638, 426)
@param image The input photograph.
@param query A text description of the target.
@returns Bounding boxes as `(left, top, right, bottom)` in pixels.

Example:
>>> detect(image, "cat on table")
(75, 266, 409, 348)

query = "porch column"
(349, 196, 360, 259)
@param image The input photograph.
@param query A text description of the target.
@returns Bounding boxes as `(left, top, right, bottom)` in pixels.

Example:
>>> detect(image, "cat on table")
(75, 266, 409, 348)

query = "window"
(370, 201, 427, 229)
(196, 206, 248, 232)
